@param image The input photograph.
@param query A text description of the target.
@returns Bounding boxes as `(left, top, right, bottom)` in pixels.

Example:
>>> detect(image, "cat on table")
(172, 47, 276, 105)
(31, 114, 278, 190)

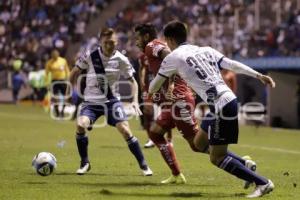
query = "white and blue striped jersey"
(158, 44, 236, 112)
(75, 47, 135, 103)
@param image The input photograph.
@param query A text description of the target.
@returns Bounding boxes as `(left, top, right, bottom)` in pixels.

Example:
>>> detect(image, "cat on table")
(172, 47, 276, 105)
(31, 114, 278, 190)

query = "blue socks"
(227, 151, 246, 165)
(218, 155, 268, 185)
(76, 133, 89, 164)
(76, 133, 147, 170)
(127, 136, 147, 170)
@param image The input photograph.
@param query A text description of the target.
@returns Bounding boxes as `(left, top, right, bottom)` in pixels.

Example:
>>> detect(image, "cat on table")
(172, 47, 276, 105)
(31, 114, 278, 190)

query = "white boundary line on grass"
(238, 144, 300, 155)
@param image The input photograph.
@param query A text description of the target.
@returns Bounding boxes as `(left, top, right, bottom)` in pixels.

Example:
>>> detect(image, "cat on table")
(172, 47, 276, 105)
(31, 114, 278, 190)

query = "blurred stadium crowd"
(0, 0, 110, 73)
(107, 0, 300, 60)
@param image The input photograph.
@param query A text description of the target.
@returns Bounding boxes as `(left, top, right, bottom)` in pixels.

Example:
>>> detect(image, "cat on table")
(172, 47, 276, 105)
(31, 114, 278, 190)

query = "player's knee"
(148, 130, 162, 142)
(150, 123, 163, 134)
(149, 124, 164, 139)
(210, 154, 226, 166)
(210, 155, 219, 166)
(76, 124, 86, 136)
(116, 121, 132, 139)
(149, 124, 156, 133)
(76, 125, 85, 133)
(190, 144, 201, 152)
(77, 116, 90, 129)
(148, 131, 158, 142)
(193, 130, 209, 153)
(194, 142, 209, 153)
(143, 105, 153, 115)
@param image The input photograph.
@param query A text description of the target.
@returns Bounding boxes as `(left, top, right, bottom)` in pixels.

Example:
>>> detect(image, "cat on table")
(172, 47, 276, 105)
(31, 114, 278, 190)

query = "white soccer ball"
(32, 152, 57, 176)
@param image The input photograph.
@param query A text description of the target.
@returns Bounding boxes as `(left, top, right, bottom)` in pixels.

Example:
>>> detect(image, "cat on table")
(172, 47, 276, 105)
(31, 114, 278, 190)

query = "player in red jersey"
(135, 23, 200, 184)
(138, 54, 172, 148)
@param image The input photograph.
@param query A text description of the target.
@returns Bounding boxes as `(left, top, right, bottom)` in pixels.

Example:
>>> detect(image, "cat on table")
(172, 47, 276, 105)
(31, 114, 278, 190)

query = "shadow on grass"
(62, 181, 160, 187)
(54, 172, 144, 177)
(23, 181, 48, 185)
(54, 172, 107, 176)
(95, 189, 246, 198)
(99, 145, 127, 149)
(23, 180, 246, 198)
(62, 181, 217, 188)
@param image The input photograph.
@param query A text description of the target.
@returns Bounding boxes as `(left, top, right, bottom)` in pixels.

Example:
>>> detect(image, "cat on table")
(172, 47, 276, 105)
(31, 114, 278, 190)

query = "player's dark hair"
(99, 27, 114, 38)
(163, 21, 187, 45)
(134, 23, 157, 40)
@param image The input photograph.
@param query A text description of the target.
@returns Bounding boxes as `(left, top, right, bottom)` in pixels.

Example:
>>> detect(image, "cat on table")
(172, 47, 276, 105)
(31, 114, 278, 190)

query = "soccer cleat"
(76, 162, 91, 175)
(161, 173, 186, 184)
(246, 180, 274, 198)
(144, 140, 155, 148)
(141, 166, 153, 176)
(243, 156, 257, 189)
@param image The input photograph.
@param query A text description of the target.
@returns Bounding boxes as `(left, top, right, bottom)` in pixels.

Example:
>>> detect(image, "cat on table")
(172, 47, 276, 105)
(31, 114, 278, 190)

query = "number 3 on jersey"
(186, 53, 218, 80)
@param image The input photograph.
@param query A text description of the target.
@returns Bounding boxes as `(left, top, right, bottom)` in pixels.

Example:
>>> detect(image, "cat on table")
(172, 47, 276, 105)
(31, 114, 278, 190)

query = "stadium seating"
(105, 0, 300, 59)
(0, 0, 112, 102)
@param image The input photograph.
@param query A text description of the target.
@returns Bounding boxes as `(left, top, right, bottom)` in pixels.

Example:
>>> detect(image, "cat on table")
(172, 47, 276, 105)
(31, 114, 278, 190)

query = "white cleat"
(141, 166, 153, 176)
(243, 156, 257, 189)
(76, 162, 91, 175)
(144, 140, 155, 148)
(246, 180, 274, 198)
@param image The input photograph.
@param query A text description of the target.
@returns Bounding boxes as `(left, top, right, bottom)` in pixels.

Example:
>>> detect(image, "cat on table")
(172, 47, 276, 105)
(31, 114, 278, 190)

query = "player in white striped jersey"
(149, 21, 275, 198)
(69, 28, 152, 176)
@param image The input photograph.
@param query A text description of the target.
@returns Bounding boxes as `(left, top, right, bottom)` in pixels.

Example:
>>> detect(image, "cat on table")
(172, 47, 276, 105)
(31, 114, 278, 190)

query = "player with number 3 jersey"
(135, 23, 200, 184)
(149, 21, 275, 198)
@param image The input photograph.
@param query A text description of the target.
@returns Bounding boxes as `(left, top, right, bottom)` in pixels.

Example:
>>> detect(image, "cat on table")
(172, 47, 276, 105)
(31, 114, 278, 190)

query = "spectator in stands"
(45, 49, 70, 118)
(12, 69, 26, 104)
(0, 0, 109, 76)
(101, 0, 300, 60)
(28, 65, 47, 104)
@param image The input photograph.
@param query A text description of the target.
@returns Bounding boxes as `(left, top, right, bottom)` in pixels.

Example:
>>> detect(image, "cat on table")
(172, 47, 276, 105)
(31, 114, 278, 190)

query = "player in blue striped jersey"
(69, 28, 152, 176)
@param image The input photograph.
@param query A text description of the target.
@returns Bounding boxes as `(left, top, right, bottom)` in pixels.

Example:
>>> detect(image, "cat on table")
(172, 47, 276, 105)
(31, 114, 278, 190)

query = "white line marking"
(238, 144, 300, 155)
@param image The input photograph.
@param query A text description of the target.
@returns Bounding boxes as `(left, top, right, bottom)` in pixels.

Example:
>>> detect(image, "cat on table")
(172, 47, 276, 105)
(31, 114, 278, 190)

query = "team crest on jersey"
(108, 61, 119, 68)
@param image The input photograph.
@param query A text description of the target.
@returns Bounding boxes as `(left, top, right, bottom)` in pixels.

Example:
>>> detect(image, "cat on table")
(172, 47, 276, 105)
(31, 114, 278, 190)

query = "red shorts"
(156, 95, 198, 141)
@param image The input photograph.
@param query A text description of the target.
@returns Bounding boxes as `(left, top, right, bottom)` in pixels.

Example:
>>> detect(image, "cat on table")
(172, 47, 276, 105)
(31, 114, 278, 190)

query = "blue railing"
(234, 57, 300, 70)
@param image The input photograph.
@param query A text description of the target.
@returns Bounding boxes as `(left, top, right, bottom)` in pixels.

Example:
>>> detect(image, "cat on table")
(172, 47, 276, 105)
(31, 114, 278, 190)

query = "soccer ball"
(32, 152, 57, 176)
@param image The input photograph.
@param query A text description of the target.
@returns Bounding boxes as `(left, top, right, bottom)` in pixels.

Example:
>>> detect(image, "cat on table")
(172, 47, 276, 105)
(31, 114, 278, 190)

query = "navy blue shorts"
(79, 100, 127, 127)
(200, 99, 239, 145)
(52, 80, 67, 95)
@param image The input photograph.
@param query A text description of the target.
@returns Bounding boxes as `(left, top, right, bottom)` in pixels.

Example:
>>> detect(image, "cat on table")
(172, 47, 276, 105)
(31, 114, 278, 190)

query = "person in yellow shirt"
(45, 49, 70, 118)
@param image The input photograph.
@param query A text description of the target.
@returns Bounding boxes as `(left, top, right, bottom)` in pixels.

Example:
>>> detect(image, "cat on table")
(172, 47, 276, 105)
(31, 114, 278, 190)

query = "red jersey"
(144, 39, 193, 100)
(138, 53, 154, 91)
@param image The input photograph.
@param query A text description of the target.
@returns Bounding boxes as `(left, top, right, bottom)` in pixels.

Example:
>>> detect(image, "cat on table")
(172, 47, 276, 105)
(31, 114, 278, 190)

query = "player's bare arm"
(220, 57, 276, 88)
(139, 60, 146, 91)
(165, 76, 176, 101)
(66, 66, 82, 96)
(69, 66, 82, 86)
(128, 76, 143, 115)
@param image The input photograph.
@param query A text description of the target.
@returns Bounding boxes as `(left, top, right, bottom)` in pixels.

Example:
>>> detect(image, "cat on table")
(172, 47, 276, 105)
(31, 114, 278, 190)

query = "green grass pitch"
(0, 105, 299, 200)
